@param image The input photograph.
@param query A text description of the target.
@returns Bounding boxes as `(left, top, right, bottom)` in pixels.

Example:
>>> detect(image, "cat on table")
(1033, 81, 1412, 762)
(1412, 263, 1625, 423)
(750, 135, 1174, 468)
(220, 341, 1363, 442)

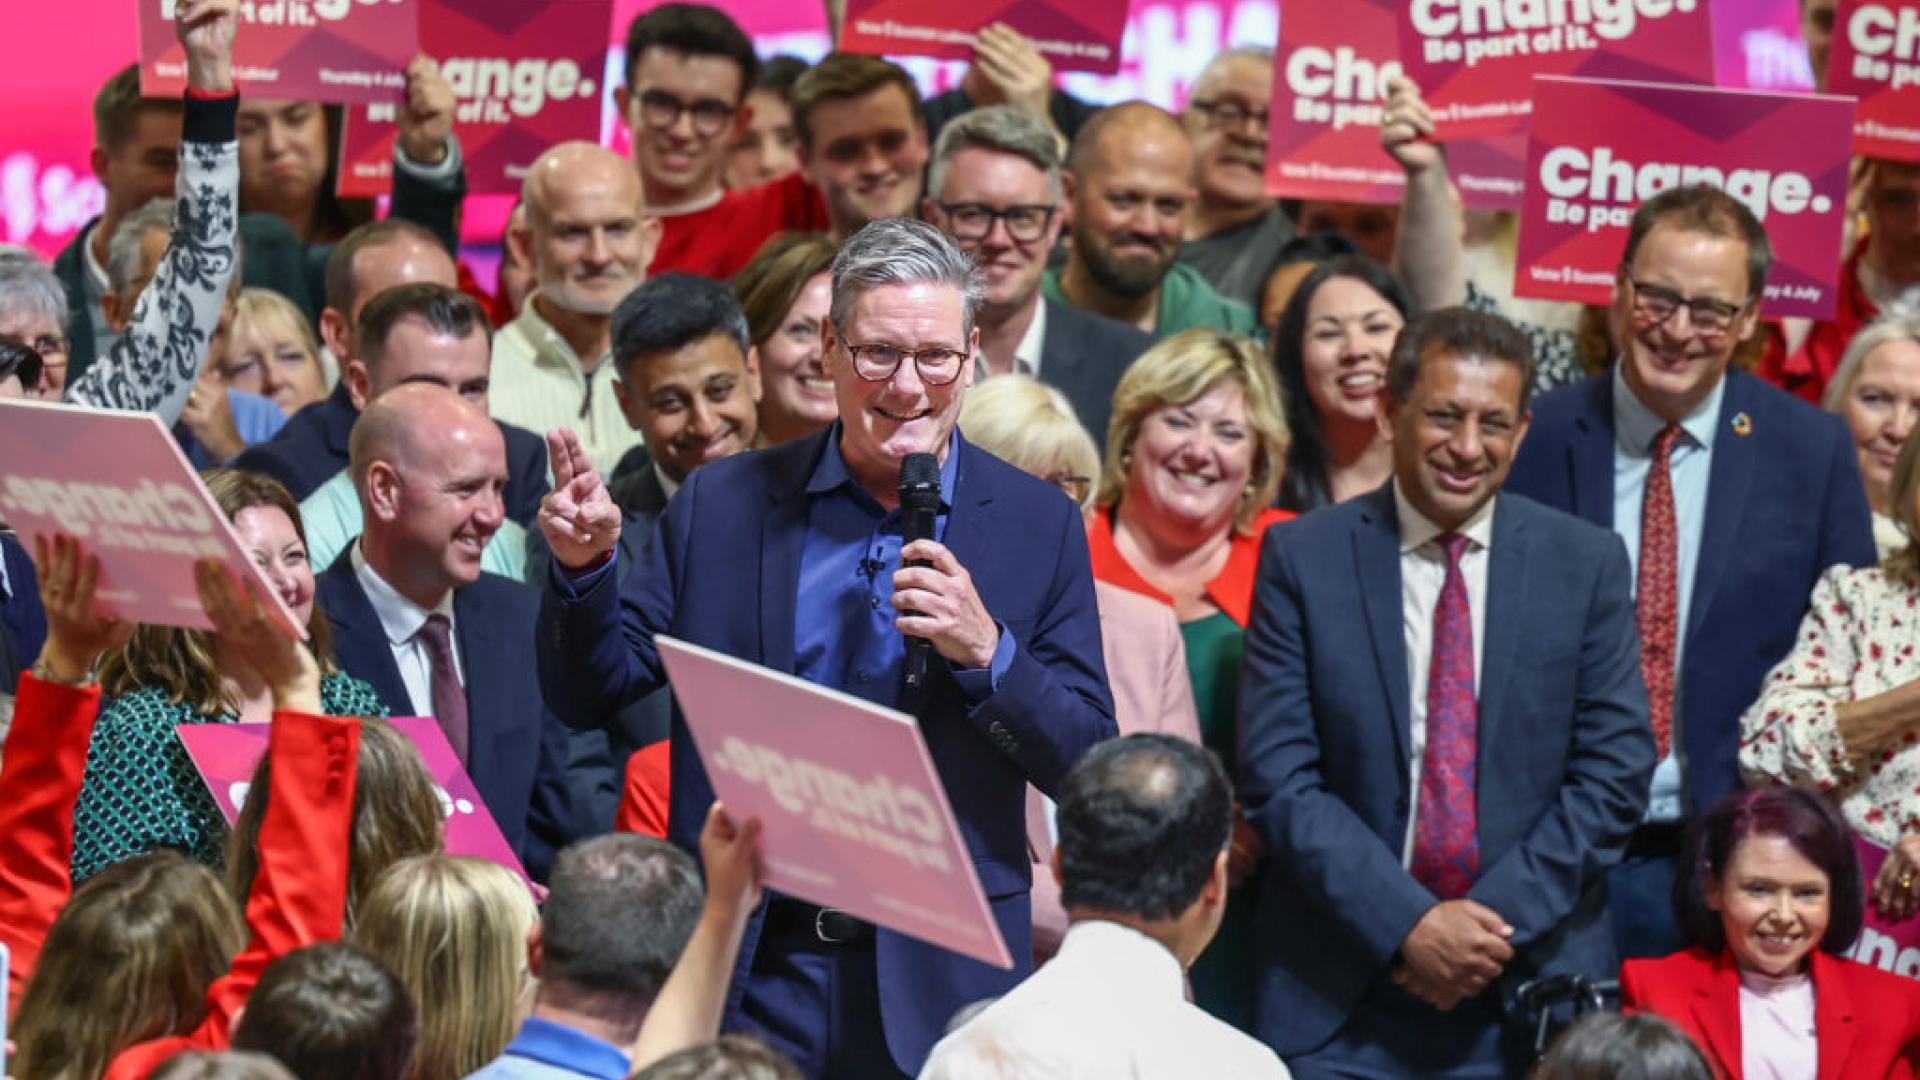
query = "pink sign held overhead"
(838, 0, 1128, 76)
(1827, 0, 1920, 162)
(1848, 836, 1920, 979)
(337, 0, 612, 198)
(1515, 76, 1855, 319)
(176, 716, 532, 887)
(137, 0, 418, 104)
(0, 400, 302, 637)
(1399, 0, 1718, 141)
(656, 636, 1014, 970)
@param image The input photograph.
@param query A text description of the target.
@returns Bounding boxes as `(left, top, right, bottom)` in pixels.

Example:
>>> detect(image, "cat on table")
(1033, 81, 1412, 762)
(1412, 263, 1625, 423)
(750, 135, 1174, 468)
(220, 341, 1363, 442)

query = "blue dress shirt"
(461, 1016, 630, 1080)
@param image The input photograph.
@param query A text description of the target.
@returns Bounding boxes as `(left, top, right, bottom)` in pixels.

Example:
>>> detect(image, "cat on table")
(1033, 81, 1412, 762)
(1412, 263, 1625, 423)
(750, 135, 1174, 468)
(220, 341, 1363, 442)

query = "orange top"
(1086, 505, 1295, 628)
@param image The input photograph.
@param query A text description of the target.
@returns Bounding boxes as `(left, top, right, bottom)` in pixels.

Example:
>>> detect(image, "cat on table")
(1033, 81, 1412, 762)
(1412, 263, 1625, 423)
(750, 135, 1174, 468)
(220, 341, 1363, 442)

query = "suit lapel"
(1813, 951, 1859, 1080)
(1355, 488, 1411, 768)
(1692, 951, 1746, 1080)
(320, 563, 408, 713)
(757, 435, 824, 673)
(1475, 496, 1528, 758)
(1571, 374, 1616, 528)
(321, 383, 358, 459)
(1687, 374, 1757, 653)
(452, 586, 498, 781)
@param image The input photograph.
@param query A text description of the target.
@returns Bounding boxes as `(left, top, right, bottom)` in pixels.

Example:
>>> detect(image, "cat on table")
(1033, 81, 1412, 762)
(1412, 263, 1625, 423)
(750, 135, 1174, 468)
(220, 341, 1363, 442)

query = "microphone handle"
(903, 506, 936, 688)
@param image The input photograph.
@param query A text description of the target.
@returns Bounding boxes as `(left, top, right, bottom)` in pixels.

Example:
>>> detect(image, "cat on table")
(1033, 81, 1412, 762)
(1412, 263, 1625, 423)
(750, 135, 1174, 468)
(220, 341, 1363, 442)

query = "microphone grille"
(900, 452, 940, 490)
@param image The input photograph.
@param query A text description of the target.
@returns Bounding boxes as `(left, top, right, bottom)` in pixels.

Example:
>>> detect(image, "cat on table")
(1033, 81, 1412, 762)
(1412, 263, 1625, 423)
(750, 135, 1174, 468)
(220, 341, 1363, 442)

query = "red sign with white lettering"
(1827, 0, 1920, 162)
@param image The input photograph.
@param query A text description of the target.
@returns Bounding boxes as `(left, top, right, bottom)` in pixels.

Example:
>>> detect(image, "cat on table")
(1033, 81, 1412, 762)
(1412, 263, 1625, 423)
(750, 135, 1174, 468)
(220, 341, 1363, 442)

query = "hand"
(31, 533, 134, 682)
(1874, 833, 1920, 922)
(398, 55, 457, 166)
(892, 540, 1000, 670)
(1393, 899, 1514, 1011)
(538, 430, 622, 572)
(194, 558, 321, 711)
(698, 801, 764, 922)
(1227, 806, 1264, 889)
(964, 24, 1054, 118)
(181, 371, 245, 464)
(175, 0, 238, 94)
(1380, 75, 1442, 176)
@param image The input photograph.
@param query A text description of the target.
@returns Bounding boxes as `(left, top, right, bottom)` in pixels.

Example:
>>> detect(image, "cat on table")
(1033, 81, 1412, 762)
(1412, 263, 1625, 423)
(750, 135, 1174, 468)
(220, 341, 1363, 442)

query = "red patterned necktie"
(1412, 532, 1479, 899)
(416, 613, 471, 766)
(1638, 425, 1683, 758)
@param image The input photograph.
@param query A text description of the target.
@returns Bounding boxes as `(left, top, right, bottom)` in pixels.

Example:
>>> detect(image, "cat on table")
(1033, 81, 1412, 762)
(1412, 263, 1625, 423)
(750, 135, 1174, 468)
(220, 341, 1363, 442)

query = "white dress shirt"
(350, 542, 462, 716)
(1395, 481, 1494, 865)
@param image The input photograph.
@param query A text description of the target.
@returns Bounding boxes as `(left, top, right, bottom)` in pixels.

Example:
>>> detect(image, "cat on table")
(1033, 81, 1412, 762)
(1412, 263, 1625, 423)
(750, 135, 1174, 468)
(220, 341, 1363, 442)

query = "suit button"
(857, 669, 870, 683)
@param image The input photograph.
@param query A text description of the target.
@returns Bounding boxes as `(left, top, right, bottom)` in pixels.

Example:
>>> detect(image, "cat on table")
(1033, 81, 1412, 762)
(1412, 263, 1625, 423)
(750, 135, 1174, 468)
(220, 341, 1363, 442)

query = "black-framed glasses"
(24, 333, 69, 358)
(937, 202, 1057, 244)
(1188, 98, 1269, 133)
(1626, 277, 1750, 338)
(636, 89, 737, 138)
(843, 341, 967, 385)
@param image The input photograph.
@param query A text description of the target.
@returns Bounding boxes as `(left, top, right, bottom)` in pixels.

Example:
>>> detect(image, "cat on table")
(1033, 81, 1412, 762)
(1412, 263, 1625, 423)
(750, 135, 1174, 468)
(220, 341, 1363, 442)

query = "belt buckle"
(814, 907, 848, 944)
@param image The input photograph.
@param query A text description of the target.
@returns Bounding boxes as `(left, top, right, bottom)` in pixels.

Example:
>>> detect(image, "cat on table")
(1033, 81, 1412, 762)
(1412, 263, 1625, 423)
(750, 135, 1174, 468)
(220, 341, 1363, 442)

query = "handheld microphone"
(899, 452, 941, 689)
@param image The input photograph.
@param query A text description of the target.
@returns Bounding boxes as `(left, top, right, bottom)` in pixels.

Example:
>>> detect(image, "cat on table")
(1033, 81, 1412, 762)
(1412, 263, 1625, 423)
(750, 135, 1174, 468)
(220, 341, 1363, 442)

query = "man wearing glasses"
(1506, 183, 1875, 962)
(923, 105, 1152, 451)
(1178, 47, 1296, 309)
(536, 218, 1115, 1080)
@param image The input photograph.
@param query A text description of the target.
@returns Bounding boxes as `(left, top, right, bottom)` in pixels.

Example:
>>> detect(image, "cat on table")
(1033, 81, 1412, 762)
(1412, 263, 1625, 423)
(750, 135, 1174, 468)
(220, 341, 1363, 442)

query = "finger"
(75, 551, 103, 612)
(1462, 900, 1514, 937)
(546, 430, 576, 491)
(891, 568, 952, 596)
(562, 430, 594, 486)
(899, 539, 959, 572)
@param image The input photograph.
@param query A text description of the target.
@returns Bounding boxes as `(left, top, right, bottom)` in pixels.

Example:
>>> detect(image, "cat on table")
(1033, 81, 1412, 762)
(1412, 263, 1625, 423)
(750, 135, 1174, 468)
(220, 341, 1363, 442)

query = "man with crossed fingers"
(533, 217, 1114, 1079)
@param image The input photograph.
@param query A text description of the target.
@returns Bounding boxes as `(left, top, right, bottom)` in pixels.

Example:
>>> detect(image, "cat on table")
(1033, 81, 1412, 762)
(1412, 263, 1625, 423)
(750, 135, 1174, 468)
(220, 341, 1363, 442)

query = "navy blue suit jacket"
(1036, 298, 1155, 453)
(318, 557, 574, 879)
(536, 429, 1116, 1073)
(1239, 487, 1655, 1055)
(1504, 369, 1876, 811)
(233, 383, 551, 526)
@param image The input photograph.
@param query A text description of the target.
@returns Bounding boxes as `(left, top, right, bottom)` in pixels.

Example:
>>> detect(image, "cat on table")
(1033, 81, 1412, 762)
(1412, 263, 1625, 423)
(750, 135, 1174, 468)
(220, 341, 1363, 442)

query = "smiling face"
(1841, 339, 1920, 514)
(801, 84, 929, 237)
(1300, 276, 1403, 429)
(521, 154, 656, 318)
(825, 280, 976, 499)
(1183, 52, 1272, 212)
(1710, 833, 1831, 979)
(385, 418, 508, 598)
(230, 504, 315, 626)
(621, 45, 746, 204)
(927, 146, 1061, 321)
(615, 332, 761, 482)
(1124, 380, 1255, 537)
(1069, 121, 1195, 300)
(756, 271, 837, 443)
(1385, 349, 1530, 532)
(1611, 221, 1759, 424)
(726, 87, 800, 190)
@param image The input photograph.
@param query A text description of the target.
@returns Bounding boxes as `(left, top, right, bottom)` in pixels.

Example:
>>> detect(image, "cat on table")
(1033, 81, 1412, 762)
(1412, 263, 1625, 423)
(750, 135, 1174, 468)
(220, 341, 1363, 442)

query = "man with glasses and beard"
(1044, 103, 1259, 340)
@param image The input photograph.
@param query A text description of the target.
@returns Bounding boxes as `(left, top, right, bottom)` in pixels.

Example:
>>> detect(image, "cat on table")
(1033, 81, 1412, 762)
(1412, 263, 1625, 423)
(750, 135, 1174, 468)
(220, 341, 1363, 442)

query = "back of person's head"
(732, 232, 838, 348)
(1056, 734, 1232, 922)
(958, 374, 1100, 510)
(1533, 1012, 1712, 1080)
(789, 52, 918, 149)
(612, 272, 753, 381)
(12, 852, 244, 1080)
(1674, 786, 1864, 956)
(1621, 184, 1774, 301)
(352, 856, 537, 1080)
(633, 1035, 806, 1080)
(323, 219, 450, 321)
(150, 1051, 299, 1080)
(355, 282, 492, 373)
(622, 3, 757, 97)
(541, 834, 704, 1013)
(228, 716, 443, 927)
(232, 942, 418, 1080)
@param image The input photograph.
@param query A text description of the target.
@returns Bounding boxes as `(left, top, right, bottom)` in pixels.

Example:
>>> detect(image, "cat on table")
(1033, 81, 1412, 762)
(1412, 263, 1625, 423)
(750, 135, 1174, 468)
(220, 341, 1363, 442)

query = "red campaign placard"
(1516, 77, 1855, 320)
(337, 0, 612, 197)
(1399, 0, 1718, 141)
(1827, 0, 1920, 163)
(1265, 0, 1525, 211)
(839, 0, 1128, 76)
(138, 0, 418, 104)
(1848, 836, 1920, 980)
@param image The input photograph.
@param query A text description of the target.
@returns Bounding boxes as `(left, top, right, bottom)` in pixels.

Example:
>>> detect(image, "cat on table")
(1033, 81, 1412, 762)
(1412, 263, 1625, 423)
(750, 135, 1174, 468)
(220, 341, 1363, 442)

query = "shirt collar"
(83, 221, 111, 293)
(499, 1017, 631, 1080)
(654, 462, 681, 500)
(1012, 299, 1047, 376)
(1610, 360, 1725, 456)
(1392, 479, 1496, 556)
(806, 422, 960, 510)
(1053, 920, 1186, 1002)
(514, 292, 612, 377)
(350, 540, 455, 647)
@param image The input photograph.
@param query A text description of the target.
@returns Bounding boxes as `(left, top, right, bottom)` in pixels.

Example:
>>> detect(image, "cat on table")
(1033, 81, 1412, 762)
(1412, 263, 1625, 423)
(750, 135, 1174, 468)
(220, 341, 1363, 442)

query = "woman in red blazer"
(1622, 787, 1920, 1079)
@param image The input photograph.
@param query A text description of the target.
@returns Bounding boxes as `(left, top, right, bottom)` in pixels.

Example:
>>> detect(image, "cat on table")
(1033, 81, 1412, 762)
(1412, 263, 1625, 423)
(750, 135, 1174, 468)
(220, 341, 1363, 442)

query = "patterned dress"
(1740, 564, 1920, 846)
(69, 673, 386, 883)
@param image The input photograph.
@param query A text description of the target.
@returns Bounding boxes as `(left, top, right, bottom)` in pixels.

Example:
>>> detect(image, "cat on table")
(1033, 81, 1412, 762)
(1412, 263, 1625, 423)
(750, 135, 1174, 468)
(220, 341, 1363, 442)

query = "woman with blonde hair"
(71, 468, 388, 882)
(731, 233, 838, 447)
(353, 855, 538, 1080)
(1821, 306, 1920, 559)
(220, 288, 329, 415)
(1091, 328, 1292, 1029)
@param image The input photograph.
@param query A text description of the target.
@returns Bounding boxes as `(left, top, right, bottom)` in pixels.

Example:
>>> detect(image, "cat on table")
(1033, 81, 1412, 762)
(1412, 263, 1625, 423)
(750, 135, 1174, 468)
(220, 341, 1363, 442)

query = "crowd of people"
(4, 0, 1920, 1075)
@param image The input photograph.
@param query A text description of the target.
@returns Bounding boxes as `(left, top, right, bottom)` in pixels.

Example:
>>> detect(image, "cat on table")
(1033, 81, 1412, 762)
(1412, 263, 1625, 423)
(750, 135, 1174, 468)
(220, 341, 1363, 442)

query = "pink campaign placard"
(1515, 76, 1856, 319)
(336, 0, 612, 198)
(1265, 0, 1526, 210)
(839, 0, 1128, 76)
(1399, 0, 1718, 141)
(1847, 836, 1920, 979)
(138, 0, 418, 104)
(1826, 0, 1920, 163)
(656, 636, 1014, 970)
(175, 716, 532, 886)
(0, 400, 302, 636)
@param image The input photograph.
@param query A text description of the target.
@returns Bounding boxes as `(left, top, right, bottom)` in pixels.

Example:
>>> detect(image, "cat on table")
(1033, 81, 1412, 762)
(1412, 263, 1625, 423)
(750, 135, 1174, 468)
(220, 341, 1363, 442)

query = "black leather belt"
(762, 899, 874, 946)
(1624, 822, 1686, 861)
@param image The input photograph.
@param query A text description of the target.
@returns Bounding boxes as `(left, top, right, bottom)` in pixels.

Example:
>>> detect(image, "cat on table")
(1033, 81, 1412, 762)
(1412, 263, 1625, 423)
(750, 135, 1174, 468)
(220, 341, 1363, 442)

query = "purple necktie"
(1411, 532, 1479, 899)
(415, 613, 470, 766)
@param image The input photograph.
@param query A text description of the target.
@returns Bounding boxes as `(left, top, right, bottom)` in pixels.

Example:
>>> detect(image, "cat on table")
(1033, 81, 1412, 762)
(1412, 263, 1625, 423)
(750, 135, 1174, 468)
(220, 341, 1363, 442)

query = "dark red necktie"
(1412, 533, 1479, 899)
(1638, 425, 1683, 759)
(416, 613, 470, 766)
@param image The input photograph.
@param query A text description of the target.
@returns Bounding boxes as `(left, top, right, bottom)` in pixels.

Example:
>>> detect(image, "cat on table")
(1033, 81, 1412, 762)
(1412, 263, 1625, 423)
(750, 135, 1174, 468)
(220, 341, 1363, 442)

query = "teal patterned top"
(70, 673, 387, 883)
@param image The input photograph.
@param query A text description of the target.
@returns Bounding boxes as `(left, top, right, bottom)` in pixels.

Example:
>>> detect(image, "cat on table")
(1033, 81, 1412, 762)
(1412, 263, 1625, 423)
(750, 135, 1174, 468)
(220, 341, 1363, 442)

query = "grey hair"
(828, 218, 986, 340)
(0, 246, 70, 328)
(108, 197, 177, 295)
(1825, 298, 1920, 414)
(1196, 45, 1275, 86)
(928, 104, 1063, 203)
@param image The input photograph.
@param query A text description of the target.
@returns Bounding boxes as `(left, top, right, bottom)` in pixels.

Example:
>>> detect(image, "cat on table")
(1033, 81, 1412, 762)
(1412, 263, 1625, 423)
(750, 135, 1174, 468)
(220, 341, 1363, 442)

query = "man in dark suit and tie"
(1240, 307, 1654, 1077)
(920, 104, 1153, 451)
(316, 382, 573, 879)
(535, 218, 1116, 1078)
(1504, 184, 1877, 959)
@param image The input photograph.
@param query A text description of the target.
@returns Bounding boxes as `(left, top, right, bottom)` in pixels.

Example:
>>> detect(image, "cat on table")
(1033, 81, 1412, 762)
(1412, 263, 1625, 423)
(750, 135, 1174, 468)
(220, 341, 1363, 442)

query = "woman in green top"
(71, 469, 387, 881)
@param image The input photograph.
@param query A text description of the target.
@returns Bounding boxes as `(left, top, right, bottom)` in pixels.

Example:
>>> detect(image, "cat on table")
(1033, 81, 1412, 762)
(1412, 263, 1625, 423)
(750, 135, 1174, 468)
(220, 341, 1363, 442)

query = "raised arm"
(1382, 75, 1467, 311)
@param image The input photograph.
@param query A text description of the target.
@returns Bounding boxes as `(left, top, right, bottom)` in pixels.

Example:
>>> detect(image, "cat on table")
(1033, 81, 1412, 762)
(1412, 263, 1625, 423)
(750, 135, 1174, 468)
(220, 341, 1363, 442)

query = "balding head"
(512, 142, 658, 319)
(1067, 102, 1192, 181)
(351, 383, 508, 607)
(1063, 104, 1197, 303)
